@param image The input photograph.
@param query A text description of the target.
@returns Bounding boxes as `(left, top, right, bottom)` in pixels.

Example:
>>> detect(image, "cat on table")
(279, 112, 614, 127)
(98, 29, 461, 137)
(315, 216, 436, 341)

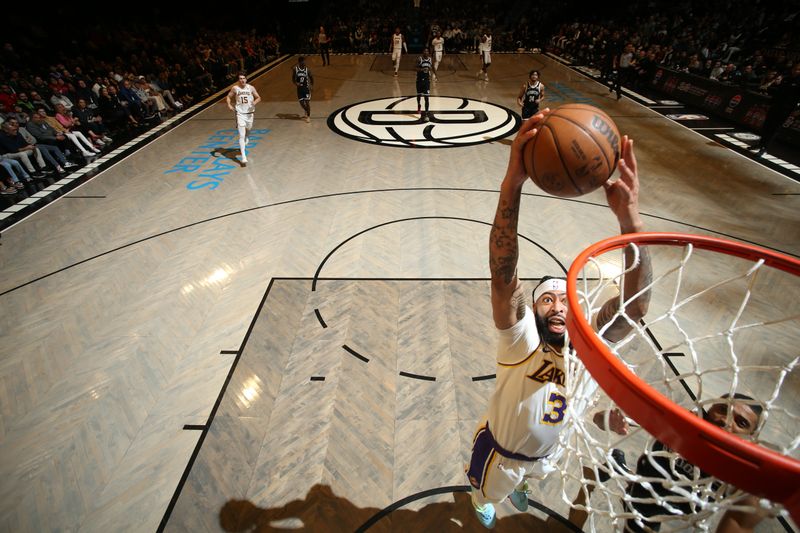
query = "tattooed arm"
(595, 136, 652, 342)
(490, 111, 549, 329)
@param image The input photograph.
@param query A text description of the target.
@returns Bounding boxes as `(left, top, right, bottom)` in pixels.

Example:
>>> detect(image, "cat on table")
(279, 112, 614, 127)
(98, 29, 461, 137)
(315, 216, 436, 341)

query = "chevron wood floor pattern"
(0, 53, 797, 532)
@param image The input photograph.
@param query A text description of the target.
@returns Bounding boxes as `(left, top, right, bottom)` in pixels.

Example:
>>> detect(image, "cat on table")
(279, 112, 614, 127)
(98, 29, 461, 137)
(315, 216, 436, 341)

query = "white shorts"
(236, 112, 254, 130)
(434, 51, 443, 63)
(482, 51, 492, 65)
(467, 418, 560, 505)
(392, 49, 402, 62)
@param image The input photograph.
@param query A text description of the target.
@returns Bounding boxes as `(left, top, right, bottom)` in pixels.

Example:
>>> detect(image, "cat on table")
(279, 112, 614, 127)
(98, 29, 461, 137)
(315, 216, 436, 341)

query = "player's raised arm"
(595, 136, 652, 342)
(490, 111, 549, 329)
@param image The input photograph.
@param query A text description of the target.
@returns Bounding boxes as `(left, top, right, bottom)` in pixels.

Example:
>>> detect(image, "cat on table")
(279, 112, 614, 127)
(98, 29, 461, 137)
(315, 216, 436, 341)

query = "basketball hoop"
(561, 232, 800, 531)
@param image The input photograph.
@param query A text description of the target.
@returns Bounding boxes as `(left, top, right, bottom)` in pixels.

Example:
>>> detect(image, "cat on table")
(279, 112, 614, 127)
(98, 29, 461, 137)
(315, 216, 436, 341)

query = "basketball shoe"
(509, 480, 529, 512)
(473, 502, 496, 529)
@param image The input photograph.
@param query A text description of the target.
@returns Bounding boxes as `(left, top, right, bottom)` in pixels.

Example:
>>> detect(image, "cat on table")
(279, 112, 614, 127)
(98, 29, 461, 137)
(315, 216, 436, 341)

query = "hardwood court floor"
(0, 53, 797, 532)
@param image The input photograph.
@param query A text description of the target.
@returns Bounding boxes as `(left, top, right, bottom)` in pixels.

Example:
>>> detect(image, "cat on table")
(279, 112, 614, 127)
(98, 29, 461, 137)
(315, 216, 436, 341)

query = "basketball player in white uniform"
(467, 111, 652, 528)
(431, 31, 444, 81)
(226, 73, 261, 166)
(390, 27, 407, 77)
(478, 30, 492, 81)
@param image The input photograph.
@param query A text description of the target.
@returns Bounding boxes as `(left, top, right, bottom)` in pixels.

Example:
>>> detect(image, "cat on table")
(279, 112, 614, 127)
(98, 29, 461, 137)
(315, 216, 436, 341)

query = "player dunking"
(293, 56, 314, 123)
(390, 27, 407, 77)
(431, 31, 444, 81)
(478, 30, 492, 81)
(467, 113, 652, 528)
(416, 48, 433, 121)
(226, 73, 261, 166)
(517, 70, 545, 119)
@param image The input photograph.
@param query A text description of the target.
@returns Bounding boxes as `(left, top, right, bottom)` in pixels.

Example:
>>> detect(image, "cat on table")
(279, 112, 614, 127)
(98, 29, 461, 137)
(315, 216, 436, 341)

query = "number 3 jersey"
(487, 306, 567, 459)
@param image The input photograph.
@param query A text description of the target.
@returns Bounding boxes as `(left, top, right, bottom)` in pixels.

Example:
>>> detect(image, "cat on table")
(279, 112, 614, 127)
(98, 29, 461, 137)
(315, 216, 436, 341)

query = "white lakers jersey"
(392, 33, 404, 51)
(432, 37, 444, 53)
(233, 84, 255, 114)
(487, 306, 567, 458)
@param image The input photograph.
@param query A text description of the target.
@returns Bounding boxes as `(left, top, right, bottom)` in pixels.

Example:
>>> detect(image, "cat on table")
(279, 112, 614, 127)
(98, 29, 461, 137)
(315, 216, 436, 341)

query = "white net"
(557, 238, 800, 532)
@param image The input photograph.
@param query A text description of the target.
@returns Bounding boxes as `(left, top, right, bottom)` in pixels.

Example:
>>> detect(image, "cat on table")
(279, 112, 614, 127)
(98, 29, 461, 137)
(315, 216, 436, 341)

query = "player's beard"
(534, 311, 566, 348)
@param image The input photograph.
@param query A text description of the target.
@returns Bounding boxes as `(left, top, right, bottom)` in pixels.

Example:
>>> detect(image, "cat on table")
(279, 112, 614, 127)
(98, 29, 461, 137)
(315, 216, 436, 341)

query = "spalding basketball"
(523, 104, 621, 198)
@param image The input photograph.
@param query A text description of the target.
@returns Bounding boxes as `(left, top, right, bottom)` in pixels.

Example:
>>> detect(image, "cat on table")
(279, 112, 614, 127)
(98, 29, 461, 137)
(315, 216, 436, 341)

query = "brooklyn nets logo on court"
(327, 96, 521, 148)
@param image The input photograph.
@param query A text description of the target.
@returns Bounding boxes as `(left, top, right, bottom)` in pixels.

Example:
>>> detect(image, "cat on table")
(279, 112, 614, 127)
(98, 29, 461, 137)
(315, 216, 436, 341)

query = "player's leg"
(238, 125, 248, 163)
(239, 125, 249, 163)
(236, 114, 249, 164)
(466, 424, 525, 528)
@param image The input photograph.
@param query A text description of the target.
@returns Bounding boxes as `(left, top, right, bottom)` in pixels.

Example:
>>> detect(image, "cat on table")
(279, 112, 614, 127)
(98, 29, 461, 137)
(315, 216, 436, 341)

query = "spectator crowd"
(2, 0, 796, 199)
(0, 25, 279, 199)
(545, 0, 799, 95)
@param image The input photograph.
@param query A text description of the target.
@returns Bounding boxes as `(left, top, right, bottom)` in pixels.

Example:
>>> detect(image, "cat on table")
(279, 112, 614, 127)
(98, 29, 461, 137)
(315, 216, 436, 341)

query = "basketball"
(523, 104, 621, 198)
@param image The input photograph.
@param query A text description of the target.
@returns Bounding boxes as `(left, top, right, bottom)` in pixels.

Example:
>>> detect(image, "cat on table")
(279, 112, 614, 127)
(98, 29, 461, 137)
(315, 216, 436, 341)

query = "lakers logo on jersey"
(527, 359, 565, 386)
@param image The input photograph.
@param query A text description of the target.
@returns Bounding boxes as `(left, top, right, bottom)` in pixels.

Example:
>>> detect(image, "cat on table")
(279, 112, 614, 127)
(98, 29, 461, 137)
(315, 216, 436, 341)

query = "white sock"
(238, 127, 247, 159)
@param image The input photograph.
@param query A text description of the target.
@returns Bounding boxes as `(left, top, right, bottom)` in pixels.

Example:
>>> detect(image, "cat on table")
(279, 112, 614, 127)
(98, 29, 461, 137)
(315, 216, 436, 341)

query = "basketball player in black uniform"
(517, 70, 545, 119)
(292, 56, 314, 123)
(565, 394, 769, 533)
(624, 394, 767, 533)
(416, 48, 433, 122)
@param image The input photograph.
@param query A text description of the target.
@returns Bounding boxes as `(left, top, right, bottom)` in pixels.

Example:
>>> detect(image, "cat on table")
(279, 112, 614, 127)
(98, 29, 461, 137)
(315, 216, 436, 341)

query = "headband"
(533, 278, 567, 303)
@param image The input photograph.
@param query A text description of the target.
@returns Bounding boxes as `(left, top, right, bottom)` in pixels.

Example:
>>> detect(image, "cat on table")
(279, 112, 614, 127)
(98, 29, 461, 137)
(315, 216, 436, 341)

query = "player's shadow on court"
(210, 148, 242, 165)
(276, 113, 305, 121)
(219, 483, 565, 532)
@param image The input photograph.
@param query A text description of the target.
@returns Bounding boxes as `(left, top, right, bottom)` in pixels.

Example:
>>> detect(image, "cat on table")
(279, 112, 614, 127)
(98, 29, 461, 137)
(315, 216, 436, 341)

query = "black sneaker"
(598, 448, 629, 483)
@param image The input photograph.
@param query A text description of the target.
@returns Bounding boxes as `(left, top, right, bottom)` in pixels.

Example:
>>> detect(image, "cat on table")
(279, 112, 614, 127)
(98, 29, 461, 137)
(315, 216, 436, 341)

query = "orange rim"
(565, 232, 800, 520)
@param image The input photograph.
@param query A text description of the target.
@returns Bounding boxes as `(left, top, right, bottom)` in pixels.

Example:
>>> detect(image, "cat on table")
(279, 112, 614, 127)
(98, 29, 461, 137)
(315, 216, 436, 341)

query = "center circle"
(327, 95, 521, 148)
